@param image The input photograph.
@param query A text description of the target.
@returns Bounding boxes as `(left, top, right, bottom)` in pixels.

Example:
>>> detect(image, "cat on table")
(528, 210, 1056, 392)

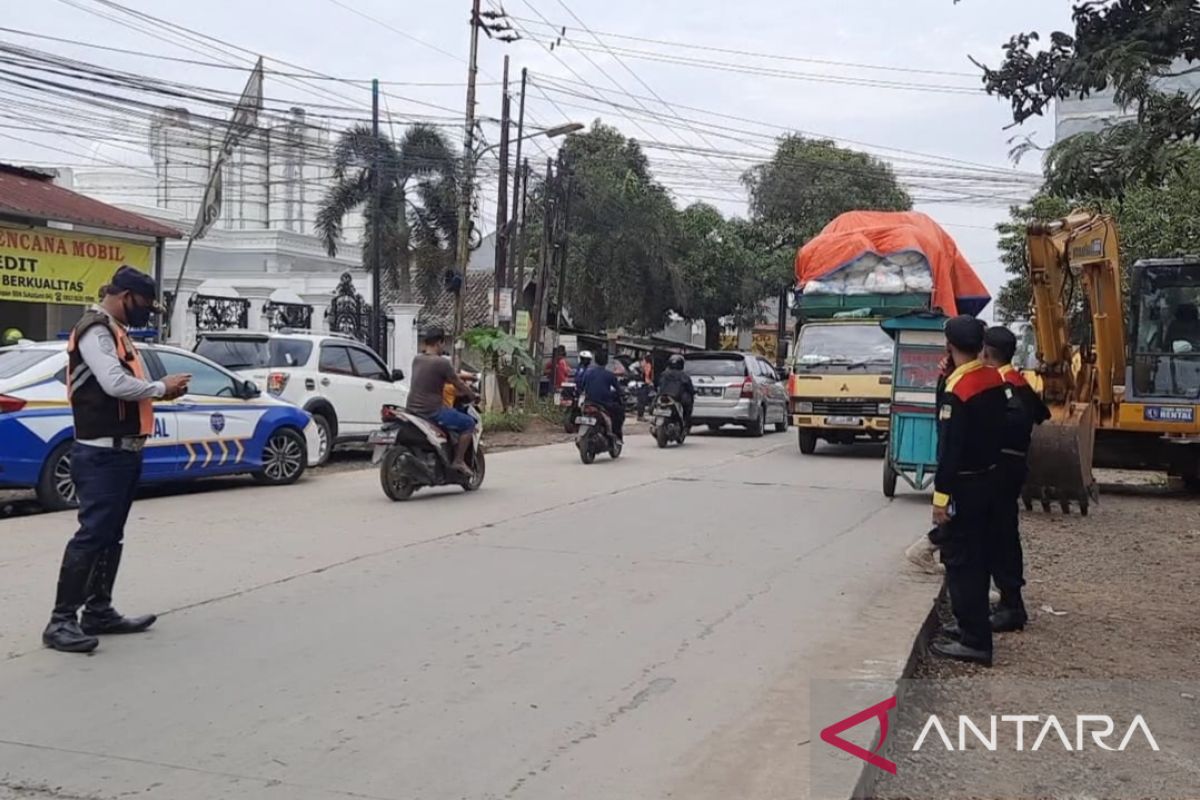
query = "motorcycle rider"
(578, 350, 625, 442)
(406, 328, 477, 476)
(656, 354, 695, 427)
(575, 350, 594, 386)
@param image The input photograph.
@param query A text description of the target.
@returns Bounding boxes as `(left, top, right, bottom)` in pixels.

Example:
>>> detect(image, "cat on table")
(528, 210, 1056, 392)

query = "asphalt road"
(0, 429, 937, 800)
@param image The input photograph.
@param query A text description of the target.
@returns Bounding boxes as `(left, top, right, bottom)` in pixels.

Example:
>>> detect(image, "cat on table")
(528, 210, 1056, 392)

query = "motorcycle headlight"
(795, 401, 814, 413)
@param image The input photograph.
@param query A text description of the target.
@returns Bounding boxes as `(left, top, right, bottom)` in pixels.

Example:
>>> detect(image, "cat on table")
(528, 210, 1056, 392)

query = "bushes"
(482, 408, 531, 433)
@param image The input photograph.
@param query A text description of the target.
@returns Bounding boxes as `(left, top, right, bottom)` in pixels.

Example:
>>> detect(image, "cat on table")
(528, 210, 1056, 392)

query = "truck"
(787, 211, 991, 455)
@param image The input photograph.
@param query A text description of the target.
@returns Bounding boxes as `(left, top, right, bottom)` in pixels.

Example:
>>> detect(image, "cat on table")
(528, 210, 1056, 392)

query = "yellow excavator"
(1025, 211, 1200, 514)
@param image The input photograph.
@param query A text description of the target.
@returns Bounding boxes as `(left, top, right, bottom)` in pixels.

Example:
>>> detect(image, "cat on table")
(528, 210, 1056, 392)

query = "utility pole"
(513, 159, 530, 311)
(529, 158, 554, 358)
(451, 0, 483, 366)
(492, 55, 511, 329)
(370, 77, 384, 360)
(507, 68, 528, 305)
(552, 154, 573, 350)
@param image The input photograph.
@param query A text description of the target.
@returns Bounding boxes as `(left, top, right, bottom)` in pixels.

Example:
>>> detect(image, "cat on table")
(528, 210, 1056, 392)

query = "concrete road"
(0, 430, 937, 800)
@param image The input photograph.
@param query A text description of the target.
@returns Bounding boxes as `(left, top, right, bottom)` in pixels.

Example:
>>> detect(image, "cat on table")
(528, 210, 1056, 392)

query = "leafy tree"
(972, 0, 1200, 197)
(994, 150, 1200, 323)
(742, 135, 913, 257)
(674, 203, 781, 349)
(462, 326, 537, 409)
(316, 123, 461, 304)
(539, 123, 679, 333)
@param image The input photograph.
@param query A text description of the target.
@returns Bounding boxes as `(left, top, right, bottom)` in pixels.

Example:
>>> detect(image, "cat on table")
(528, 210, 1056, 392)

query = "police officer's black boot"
(990, 589, 1028, 633)
(80, 543, 157, 636)
(42, 548, 100, 653)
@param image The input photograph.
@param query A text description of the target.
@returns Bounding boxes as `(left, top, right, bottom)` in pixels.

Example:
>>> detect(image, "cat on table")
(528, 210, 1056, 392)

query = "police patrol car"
(0, 340, 321, 510)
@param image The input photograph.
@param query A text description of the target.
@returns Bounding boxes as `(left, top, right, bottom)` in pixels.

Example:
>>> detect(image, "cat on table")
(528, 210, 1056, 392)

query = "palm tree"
(316, 123, 460, 303)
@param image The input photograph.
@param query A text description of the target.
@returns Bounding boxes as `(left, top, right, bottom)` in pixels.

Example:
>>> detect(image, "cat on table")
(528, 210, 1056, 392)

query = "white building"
(55, 107, 379, 349)
(1056, 61, 1200, 141)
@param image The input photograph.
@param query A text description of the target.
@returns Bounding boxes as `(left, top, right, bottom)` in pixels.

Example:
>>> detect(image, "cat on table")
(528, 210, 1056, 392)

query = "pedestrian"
(981, 325, 1050, 632)
(928, 315, 1008, 666)
(547, 345, 570, 395)
(43, 267, 191, 654)
(636, 353, 655, 420)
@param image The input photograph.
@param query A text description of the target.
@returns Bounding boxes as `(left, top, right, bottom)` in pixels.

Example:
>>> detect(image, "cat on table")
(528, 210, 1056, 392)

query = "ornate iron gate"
(264, 301, 314, 331)
(326, 272, 373, 344)
(190, 294, 250, 331)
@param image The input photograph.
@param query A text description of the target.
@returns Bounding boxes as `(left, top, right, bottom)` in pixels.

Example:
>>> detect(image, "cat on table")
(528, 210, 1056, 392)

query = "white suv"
(195, 330, 408, 464)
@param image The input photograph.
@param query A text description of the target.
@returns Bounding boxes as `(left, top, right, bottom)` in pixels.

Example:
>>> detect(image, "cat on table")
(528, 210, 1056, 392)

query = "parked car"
(684, 351, 790, 437)
(195, 330, 408, 465)
(0, 341, 321, 511)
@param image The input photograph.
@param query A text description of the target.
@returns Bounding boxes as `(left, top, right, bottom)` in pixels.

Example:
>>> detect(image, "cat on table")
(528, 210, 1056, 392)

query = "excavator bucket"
(1023, 403, 1096, 515)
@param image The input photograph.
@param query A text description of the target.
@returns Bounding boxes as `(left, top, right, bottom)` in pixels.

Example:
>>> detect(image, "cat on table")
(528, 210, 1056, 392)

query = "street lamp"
(477, 122, 583, 158)
(451, 121, 582, 361)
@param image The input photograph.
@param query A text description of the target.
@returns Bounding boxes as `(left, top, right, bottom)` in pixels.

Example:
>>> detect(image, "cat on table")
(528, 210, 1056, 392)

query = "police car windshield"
(0, 348, 54, 379)
(196, 337, 312, 369)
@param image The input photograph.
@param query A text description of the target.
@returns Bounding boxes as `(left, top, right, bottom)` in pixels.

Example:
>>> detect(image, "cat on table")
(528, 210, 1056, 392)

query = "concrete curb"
(849, 582, 946, 800)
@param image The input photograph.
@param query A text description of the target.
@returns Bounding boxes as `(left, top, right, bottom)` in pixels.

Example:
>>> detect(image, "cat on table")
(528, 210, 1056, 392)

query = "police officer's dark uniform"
(985, 326, 1050, 632)
(929, 316, 1008, 666)
(42, 267, 185, 654)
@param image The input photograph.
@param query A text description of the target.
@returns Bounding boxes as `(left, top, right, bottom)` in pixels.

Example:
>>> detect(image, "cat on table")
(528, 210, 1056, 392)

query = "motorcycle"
(559, 381, 580, 434)
(369, 398, 486, 501)
(650, 395, 688, 448)
(574, 398, 622, 464)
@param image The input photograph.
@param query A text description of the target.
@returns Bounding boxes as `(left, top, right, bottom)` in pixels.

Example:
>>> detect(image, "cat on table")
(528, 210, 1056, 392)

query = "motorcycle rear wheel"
(380, 446, 418, 501)
(655, 426, 669, 448)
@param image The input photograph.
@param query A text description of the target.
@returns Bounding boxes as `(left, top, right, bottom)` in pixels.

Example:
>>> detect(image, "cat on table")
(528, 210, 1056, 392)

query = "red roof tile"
(0, 164, 181, 240)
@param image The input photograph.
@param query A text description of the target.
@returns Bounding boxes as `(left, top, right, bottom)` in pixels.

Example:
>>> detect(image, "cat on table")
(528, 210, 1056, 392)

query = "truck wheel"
(797, 429, 817, 455)
(883, 460, 897, 498)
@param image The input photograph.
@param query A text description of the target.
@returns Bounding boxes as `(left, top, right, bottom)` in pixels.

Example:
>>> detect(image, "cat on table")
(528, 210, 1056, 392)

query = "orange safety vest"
(67, 314, 154, 437)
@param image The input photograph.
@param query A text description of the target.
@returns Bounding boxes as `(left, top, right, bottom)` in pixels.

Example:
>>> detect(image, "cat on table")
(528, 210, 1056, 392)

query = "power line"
(508, 14, 981, 79)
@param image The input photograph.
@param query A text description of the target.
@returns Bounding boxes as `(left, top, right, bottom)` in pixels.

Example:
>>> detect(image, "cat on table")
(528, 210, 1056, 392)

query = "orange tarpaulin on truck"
(796, 210, 991, 317)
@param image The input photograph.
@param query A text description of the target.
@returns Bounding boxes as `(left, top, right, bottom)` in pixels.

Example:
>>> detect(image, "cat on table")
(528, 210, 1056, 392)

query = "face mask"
(124, 296, 152, 328)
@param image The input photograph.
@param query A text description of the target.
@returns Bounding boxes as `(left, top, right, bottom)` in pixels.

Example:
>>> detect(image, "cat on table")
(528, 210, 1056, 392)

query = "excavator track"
(1022, 403, 1096, 515)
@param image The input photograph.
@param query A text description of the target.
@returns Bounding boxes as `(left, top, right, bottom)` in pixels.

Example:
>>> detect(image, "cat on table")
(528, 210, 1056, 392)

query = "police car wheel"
(254, 428, 307, 486)
(37, 440, 78, 511)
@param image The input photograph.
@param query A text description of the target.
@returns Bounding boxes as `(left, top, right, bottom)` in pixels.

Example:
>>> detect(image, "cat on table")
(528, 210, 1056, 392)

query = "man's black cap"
(110, 266, 163, 310)
(983, 325, 1017, 351)
(944, 314, 985, 352)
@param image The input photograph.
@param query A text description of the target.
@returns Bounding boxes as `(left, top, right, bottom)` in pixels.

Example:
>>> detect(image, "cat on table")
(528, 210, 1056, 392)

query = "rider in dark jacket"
(656, 355, 695, 425)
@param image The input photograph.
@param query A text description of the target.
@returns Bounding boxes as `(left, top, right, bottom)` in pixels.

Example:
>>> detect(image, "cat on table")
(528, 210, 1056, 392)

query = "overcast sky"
(3, 0, 1077, 316)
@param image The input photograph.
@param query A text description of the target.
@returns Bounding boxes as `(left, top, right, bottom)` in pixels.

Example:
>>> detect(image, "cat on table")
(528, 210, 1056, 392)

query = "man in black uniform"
(982, 325, 1050, 632)
(929, 315, 1009, 666)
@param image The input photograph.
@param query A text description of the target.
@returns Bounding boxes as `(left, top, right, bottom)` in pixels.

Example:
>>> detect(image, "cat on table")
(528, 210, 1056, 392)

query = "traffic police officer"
(929, 315, 1008, 666)
(982, 325, 1050, 632)
(42, 267, 190, 654)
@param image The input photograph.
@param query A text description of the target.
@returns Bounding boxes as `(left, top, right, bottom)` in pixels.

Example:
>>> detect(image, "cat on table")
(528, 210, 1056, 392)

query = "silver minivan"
(684, 352, 790, 436)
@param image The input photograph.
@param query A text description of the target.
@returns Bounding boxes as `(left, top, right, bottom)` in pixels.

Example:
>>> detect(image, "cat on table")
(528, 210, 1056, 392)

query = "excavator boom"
(1024, 211, 1125, 514)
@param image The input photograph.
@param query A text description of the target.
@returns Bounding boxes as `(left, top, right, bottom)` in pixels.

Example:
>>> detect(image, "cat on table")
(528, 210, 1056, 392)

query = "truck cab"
(788, 319, 895, 454)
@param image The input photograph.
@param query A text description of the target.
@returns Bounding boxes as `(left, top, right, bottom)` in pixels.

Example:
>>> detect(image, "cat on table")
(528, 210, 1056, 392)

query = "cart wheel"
(883, 460, 897, 498)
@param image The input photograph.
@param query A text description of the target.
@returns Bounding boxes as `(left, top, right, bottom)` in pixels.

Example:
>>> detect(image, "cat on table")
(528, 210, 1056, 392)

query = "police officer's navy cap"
(110, 266, 160, 305)
(944, 314, 985, 352)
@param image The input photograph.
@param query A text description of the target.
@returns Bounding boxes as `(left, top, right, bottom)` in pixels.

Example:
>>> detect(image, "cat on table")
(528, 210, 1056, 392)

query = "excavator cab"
(1128, 259, 1200, 403)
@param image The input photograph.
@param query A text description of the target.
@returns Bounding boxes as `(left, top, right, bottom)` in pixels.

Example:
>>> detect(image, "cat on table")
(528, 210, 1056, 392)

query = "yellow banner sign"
(0, 226, 152, 306)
